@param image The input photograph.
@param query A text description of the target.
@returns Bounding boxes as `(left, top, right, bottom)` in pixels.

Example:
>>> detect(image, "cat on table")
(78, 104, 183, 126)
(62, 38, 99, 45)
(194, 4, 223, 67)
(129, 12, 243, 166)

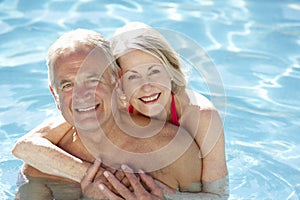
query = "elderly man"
(13, 28, 228, 200)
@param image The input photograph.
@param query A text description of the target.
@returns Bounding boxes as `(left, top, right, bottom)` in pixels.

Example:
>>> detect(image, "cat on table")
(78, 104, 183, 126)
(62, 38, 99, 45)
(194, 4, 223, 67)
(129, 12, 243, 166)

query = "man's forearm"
(12, 136, 91, 182)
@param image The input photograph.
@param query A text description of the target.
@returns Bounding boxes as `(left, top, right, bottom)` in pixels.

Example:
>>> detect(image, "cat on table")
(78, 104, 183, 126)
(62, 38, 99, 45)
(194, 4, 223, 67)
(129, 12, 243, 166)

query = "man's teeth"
(77, 106, 96, 112)
(140, 94, 159, 102)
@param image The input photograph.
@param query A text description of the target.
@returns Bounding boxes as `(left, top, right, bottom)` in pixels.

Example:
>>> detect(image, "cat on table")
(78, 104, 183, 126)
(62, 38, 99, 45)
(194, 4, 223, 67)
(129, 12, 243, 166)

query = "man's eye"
(88, 79, 100, 87)
(91, 79, 100, 83)
(61, 83, 73, 91)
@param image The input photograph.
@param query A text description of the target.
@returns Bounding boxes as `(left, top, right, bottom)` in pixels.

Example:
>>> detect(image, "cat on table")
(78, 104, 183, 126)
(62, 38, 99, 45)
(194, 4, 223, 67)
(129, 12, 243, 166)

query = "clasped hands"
(81, 159, 175, 200)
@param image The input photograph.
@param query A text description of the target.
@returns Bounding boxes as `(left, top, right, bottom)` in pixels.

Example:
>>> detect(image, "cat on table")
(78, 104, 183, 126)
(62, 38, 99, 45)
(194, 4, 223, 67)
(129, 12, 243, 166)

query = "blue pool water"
(1, 0, 300, 199)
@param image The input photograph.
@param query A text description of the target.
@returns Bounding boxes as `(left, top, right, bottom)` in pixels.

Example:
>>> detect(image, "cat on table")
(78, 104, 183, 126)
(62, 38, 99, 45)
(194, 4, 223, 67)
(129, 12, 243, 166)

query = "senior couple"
(12, 22, 228, 199)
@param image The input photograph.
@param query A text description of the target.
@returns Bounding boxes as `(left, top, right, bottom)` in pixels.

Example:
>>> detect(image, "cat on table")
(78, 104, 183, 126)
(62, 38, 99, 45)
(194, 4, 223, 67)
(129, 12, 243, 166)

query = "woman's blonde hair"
(110, 22, 186, 94)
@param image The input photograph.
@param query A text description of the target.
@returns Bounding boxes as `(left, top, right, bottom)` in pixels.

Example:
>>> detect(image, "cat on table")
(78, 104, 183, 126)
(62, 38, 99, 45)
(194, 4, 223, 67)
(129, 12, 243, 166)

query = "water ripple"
(0, 0, 299, 199)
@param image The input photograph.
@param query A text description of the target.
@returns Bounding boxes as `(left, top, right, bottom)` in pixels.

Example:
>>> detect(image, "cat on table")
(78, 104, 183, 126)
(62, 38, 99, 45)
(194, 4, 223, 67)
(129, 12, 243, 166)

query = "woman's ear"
(115, 85, 128, 110)
(115, 72, 128, 110)
(117, 69, 123, 89)
(117, 69, 123, 79)
(49, 85, 60, 110)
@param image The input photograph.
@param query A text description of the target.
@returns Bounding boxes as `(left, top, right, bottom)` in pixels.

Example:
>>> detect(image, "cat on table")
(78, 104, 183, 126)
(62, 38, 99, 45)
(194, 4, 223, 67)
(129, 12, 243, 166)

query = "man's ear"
(49, 85, 60, 110)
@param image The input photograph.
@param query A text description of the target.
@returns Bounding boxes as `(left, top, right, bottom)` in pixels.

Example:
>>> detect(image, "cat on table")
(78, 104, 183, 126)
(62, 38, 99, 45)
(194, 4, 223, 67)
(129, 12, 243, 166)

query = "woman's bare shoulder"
(185, 89, 215, 110)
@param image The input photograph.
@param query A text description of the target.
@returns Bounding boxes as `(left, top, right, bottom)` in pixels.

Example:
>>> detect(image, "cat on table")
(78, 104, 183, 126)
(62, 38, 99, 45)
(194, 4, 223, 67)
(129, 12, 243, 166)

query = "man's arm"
(12, 116, 92, 183)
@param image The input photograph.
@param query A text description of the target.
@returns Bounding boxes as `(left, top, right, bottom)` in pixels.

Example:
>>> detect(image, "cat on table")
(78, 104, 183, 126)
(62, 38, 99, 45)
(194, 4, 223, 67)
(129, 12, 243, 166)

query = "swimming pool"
(1, 0, 299, 199)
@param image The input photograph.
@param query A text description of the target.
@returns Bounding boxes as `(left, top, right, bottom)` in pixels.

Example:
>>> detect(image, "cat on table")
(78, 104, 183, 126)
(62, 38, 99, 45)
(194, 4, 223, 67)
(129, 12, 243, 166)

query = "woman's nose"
(140, 81, 153, 92)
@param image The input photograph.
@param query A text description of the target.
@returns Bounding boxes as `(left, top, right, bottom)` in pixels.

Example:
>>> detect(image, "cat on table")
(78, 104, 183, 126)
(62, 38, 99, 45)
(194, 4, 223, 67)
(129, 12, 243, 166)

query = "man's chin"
(75, 122, 104, 143)
(74, 119, 100, 132)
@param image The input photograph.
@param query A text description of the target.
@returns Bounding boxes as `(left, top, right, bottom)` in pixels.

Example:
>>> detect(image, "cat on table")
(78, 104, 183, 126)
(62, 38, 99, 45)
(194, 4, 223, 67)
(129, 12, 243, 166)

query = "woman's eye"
(128, 74, 139, 80)
(149, 69, 160, 75)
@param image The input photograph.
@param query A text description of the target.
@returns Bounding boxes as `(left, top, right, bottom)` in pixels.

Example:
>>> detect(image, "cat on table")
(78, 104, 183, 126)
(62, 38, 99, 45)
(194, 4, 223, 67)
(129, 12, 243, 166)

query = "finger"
(93, 176, 120, 195)
(121, 177, 131, 188)
(138, 169, 164, 197)
(121, 165, 146, 194)
(104, 170, 134, 199)
(99, 184, 123, 200)
(103, 164, 117, 174)
(81, 159, 101, 190)
(128, 186, 134, 192)
(118, 171, 131, 188)
(115, 169, 126, 182)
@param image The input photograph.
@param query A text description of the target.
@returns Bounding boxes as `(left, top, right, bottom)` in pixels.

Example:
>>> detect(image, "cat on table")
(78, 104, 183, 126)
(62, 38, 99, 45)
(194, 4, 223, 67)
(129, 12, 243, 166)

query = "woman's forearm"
(165, 176, 229, 200)
(12, 135, 91, 183)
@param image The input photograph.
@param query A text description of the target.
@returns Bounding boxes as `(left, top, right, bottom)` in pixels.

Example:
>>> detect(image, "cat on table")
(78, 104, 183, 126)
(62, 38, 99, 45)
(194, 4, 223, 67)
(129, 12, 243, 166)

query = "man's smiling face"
(52, 47, 115, 132)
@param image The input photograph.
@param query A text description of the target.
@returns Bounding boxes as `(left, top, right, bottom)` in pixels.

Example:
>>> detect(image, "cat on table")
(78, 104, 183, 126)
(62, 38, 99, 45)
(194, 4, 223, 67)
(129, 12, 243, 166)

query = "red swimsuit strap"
(171, 93, 180, 126)
(128, 104, 134, 113)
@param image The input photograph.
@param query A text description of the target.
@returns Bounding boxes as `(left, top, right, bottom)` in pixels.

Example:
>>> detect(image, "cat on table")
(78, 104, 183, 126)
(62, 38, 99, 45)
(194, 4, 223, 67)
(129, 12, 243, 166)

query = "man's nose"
(73, 84, 94, 100)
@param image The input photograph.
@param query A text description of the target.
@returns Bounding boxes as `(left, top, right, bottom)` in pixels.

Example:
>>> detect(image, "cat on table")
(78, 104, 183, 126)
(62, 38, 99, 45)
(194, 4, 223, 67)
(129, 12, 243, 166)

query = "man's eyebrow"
(59, 79, 71, 86)
(86, 74, 100, 79)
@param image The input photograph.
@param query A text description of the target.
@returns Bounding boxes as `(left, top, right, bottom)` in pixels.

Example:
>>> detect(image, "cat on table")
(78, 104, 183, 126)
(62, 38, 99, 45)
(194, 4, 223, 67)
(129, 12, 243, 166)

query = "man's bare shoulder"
(17, 116, 73, 145)
(28, 116, 71, 136)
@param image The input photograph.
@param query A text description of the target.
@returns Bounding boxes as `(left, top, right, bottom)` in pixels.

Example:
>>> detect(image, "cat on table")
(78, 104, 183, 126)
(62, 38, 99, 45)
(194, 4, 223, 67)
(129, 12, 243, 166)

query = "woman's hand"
(81, 159, 130, 199)
(81, 159, 108, 199)
(99, 165, 165, 200)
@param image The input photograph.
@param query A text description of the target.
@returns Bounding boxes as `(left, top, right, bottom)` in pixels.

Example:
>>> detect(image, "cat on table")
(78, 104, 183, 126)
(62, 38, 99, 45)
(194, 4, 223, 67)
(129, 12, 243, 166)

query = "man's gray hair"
(46, 29, 119, 93)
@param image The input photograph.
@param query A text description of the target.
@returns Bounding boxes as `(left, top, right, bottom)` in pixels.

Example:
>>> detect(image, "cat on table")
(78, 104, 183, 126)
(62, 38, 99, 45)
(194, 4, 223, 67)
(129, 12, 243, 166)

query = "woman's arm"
(82, 161, 229, 200)
(12, 116, 92, 183)
(165, 176, 229, 199)
(181, 90, 229, 198)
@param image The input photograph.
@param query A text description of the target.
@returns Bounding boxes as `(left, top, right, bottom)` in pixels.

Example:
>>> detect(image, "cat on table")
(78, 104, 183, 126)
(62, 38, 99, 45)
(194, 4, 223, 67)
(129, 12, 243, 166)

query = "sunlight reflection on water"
(0, 0, 299, 199)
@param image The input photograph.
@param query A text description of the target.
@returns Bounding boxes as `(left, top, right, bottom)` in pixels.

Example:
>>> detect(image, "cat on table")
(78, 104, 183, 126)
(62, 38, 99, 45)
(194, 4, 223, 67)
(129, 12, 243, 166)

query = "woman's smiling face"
(118, 50, 172, 117)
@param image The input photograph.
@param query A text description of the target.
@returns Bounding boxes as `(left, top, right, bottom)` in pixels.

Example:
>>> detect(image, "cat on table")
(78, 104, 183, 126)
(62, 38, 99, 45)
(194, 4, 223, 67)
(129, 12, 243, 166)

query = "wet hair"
(46, 29, 119, 93)
(110, 22, 186, 94)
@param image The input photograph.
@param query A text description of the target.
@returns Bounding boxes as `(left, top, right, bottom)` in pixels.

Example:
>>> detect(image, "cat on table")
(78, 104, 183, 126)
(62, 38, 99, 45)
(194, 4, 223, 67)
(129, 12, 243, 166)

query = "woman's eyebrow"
(124, 69, 138, 74)
(148, 64, 162, 70)
(124, 64, 162, 74)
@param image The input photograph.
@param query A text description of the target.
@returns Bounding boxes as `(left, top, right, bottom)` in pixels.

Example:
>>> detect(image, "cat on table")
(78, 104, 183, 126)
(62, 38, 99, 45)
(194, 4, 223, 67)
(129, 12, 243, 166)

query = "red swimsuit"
(128, 93, 180, 126)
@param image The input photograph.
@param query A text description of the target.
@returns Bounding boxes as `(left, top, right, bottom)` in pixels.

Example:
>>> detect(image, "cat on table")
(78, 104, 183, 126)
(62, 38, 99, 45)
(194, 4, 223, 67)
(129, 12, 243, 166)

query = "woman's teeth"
(140, 94, 159, 102)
